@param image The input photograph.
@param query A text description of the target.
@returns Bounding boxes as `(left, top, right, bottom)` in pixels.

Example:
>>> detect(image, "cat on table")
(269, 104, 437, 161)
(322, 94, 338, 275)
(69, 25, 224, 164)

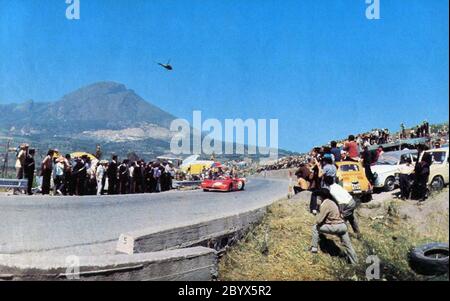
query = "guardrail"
(173, 180, 202, 188)
(0, 178, 28, 189)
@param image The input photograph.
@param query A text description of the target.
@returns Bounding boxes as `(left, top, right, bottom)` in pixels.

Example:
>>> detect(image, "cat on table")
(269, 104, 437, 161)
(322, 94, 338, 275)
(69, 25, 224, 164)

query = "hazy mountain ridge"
(0, 82, 176, 134)
(0, 81, 296, 160)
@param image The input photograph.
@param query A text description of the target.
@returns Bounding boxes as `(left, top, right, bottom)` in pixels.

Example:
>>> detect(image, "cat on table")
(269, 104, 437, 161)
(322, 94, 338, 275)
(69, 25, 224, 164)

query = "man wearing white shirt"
(95, 162, 106, 195)
(398, 157, 415, 200)
(324, 177, 360, 235)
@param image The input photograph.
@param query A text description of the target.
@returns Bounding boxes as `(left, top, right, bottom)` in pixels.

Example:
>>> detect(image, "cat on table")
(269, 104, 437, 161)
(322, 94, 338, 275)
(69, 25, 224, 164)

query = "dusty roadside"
(219, 188, 449, 281)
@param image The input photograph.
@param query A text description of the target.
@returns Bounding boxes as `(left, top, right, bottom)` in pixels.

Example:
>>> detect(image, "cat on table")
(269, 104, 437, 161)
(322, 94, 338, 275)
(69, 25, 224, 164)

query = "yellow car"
(336, 161, 372, 199)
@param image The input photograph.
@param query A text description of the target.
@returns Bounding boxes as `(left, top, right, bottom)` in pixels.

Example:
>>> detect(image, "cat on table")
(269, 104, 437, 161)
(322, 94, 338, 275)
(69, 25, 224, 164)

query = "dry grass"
(219, 196, 449, 281)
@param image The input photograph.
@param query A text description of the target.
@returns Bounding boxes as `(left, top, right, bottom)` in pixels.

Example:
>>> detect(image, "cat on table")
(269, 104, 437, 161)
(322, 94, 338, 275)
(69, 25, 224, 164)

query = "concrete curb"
(0, 247, 217, 281)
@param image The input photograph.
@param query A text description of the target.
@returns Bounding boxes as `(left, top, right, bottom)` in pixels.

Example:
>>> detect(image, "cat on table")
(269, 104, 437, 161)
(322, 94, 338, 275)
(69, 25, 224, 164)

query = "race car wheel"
(384, 176, 396, 192)
(409, 242, 449, 276)
(237, 181, 245, 191)
(430, 176, 445, 192)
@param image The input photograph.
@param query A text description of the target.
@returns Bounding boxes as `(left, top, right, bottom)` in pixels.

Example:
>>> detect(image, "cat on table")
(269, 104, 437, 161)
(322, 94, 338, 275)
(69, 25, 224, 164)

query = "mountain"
(0, 82, 176, 135)
(0, 82, 297, 161)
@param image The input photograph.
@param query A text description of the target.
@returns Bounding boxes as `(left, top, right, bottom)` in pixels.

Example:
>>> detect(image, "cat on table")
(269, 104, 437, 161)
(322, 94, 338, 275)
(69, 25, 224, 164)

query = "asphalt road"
(0, 178, 288, 255)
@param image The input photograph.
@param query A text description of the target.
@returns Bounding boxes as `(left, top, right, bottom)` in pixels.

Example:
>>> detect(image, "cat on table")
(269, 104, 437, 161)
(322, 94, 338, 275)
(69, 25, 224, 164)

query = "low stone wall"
(130, 207, 268, 254)
(0, 247, 216, 281)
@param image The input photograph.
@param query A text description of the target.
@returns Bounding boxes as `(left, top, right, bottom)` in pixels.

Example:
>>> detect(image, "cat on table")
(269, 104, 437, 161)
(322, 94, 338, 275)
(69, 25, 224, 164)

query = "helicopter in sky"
(157, 60, 173, 71)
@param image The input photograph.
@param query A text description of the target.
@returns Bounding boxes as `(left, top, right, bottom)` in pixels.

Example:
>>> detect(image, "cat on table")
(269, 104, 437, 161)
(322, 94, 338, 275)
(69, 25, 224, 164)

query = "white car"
(420, 147, 449, 191)
(372, 149, 418, 191)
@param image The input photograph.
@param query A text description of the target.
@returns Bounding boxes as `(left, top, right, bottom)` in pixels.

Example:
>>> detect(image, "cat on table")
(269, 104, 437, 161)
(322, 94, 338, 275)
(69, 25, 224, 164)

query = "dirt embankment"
(359, 188, 449, 239)
(219, 188, 449, 281)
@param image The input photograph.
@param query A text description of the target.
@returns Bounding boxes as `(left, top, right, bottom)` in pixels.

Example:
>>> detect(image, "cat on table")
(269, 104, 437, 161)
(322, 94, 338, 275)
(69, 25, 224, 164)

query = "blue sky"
(0, 0, 448, 152)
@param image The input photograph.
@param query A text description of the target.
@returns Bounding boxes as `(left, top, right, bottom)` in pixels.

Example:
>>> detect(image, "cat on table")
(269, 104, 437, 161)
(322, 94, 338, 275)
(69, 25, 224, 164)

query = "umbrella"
(52, 150, 61, 158)
(70, 152, 96, 160)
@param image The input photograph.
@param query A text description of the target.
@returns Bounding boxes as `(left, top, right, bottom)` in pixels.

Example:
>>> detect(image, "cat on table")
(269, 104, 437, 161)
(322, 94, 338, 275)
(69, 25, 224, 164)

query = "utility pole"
(95, 144, 102, 160)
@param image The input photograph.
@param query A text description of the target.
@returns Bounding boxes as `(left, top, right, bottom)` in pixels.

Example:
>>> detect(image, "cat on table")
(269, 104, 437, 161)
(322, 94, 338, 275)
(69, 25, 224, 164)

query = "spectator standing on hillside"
(424, 121, 430, 137)
(153, 164, 162, 193)
(330, 141, 341, 162)
(361, 143, 375, 185)
(165, 162, 175, 191)
(14, 144, 28, 194)
(310, 189, 358, 264)
(64, 154, 74, 195)
(80, 156, 90, 195)
(398, 157, 414, 200)
(72, 157, 86, 196)
(413, 152, 432, 202)
(309, 156, 336, 213)
(128, 161, 135, 194)
(96, 161, 106, 195)
(133, 161, 144, 193)
(400, 123, 406, 139)
(319, 156, 336, 188)
(118, 160, 129, 194)
(356, 135, 364, 148)
(53, 157, 65, 195)
(139, 161, 147, 193)
(15, 144, 27, 179)
(107, 155, 118, 195)
(41, 150, 54, 195)
(309, 155, 321, 190)
(86, 159, 98, 195)
(24, 148, 35, 195)
(146, 162, 156, 193)
(344, 135, 360, 161)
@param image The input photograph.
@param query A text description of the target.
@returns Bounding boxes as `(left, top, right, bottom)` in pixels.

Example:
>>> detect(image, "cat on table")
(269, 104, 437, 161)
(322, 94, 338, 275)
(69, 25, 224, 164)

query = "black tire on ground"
(203, 189, 209, 192)
(384, 176, 396, 192)
(430, 176, 445, 192)
(408, 242, 449, 276)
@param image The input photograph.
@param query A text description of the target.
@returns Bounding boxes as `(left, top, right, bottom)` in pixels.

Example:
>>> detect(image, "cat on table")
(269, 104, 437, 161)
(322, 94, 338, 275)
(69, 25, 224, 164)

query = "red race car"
(201, 176, 246, 192)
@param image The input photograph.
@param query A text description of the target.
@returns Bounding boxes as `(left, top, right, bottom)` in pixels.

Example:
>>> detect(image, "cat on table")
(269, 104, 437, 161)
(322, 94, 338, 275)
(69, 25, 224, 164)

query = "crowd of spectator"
(257, 121, 448, 173)
(14, 148, 176, 196)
